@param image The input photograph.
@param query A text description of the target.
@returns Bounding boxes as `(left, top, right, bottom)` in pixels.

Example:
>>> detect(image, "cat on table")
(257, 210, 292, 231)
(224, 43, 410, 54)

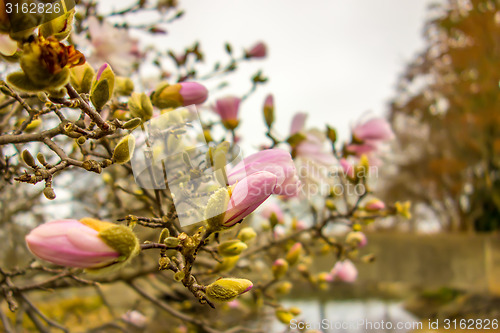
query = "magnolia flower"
(245, 41, 267, 58)
(223, 171, 278, 227)
(364, 198, 385, 212)
(345, 231, 367, 248)
(83, 17, 140, 75)
(152, 81, 208, 108)
(205, 278, 253, 302)
(331, 259, 358, 283)
(290, 112, 336, 166)
(25, 218, 139, 269)
(353, 117, 394, 142)
(213, 96, 241, 130)
(227, 149, 300, 198)
(339, 158, 355, 178)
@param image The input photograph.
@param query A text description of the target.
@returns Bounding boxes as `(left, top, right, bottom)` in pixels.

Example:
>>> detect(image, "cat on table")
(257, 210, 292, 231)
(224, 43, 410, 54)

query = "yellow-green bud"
(123, 118, 142, 130)
(275, 309, 294, 324)
(263, 94, 274, 128)
(237, 227, 257, 243)
(286, 132, 307, 148)
(205, 278, 253, 302)
(128, 92, 153, 121)
(275, 281, 292, 295)
(289, 307, 301, 316)
(22, 149, 36, 168)
(114, 77, 135, 96)
(70, 62, 95, 94)
(90, 64, 115, 110)
(164, 237, 180, 247)
(218, 240, 248, 257)
(214, 255, 240, 272)
(285, 242, 302, 266)
(272, 258, 289, 279)
(112, 135, 135, 164)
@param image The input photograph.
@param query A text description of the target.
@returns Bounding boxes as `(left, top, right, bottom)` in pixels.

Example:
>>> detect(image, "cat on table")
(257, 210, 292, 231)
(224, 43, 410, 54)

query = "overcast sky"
(103, 0, 438, 152)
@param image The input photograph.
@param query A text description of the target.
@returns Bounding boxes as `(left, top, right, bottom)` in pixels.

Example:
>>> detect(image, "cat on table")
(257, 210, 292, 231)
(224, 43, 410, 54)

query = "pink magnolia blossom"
(213, 96, 241, 122)
(264, 94, 274, 109)
(365, 198, 386, 212)
(179, 82, 208, 105)
(227, 149, 300, 198)
(261, 202, 285, 224)
(222, 171, 278, 227)
(25, 219, 120, 268)
(345, 231, 367, 248)
(290, 112, 336, 166)
(245, 41, 267, 58)
(353, 118, 394, 142)
(331, 260, 358, 283)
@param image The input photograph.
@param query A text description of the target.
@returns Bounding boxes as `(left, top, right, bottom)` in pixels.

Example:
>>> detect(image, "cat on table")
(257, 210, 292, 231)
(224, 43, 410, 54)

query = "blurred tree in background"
(384, 0, 500, 232)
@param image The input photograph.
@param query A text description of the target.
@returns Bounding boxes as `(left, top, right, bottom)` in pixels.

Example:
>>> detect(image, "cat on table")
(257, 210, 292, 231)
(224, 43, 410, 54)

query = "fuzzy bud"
(128, 92, 153, 121)
(112, 135, 135, 164)
(218, 240, 248, 257)
(69, 62, 95, 94)
(285, 243, 302, 266)
(151, 81, 208, 109)
(365, 198, 385, 212)
(22, 150, 36, 168)
(272, 258, 289, 280)
(345, 231, 367, 248)
(123, 118, 142, 130)
(275, 281, 292, 295)
(237, 227, 257, 243)
(275, 309, 294, 324)
(205, 278, 253, 302)
(90, 64, 115, 110)
(114, 77, 135, 96)
(263, 94, 274, 128)
(43, 187, 56, 200)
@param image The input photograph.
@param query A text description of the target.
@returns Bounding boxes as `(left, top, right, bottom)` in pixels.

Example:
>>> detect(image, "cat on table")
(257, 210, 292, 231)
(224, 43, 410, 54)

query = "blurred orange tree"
(385, 0, 500, 232)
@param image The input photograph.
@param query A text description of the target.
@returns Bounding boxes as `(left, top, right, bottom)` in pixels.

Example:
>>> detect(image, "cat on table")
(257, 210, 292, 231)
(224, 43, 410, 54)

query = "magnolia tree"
(0, 1, 410, 332)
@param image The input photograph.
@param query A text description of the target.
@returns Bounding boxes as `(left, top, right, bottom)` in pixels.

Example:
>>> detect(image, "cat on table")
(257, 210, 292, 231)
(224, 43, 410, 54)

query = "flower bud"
(112, 135, 135, 164)
(70, 62, 95, 94)
(214, 255, 240, 272)
(205, 278, 253, 302)
(43, 187, 56, 200)
(25, 218, 139, 269)
(331, 259, 357, 283)
(326, 125, 337, 143)
(122, 310, 147, 328)
(151, 81, 208, 109)
(91, 64, 115, 110)
(21, 149, 36, 168)
(275, 309, 294, 324)
(213, 96, 240, 130)
(237, 227, 257, 243)
(345, 231, 367, 248)
(263, 94, 274, 128)
(245, 41, 267, 59)
(36, 152, 46, 165)
(39, 10, 75, 41)
(128, 92, 153, 121)
(164, 237, 180, 247)
(365, 198, 385, 212)
(317, 272, 333, 283)
(289, 307, 301, 316)
(114, 77, 135, 96)
(218, 240, 248, 257)
(272, 258, 289, 279)
(285, 242, 302, 266)
(275, 281, 292, 295)
(123, 118, 142, 130)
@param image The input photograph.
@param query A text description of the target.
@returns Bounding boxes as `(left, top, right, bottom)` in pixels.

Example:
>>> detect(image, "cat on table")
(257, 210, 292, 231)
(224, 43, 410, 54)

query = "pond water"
(271, 299, 420, 333)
